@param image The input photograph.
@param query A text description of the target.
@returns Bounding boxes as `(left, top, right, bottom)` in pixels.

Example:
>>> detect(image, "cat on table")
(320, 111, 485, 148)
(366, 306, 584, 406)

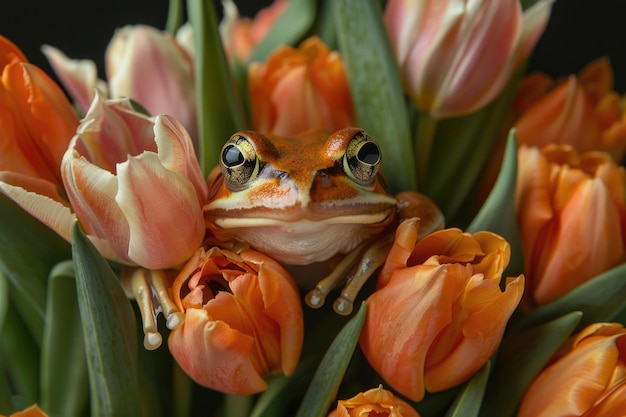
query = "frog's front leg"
(306, 192, 444, 315)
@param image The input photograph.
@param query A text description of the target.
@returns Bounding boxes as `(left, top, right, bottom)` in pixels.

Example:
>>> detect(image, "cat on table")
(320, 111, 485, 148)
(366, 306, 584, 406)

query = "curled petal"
(116, 152, 205, 269)
(41, 44, 106, 114)
(168, 308, 268, 394)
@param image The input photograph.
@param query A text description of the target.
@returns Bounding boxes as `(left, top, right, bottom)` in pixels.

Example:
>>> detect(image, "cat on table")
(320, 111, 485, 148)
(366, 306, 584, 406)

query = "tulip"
(62, 93, 208, 269)
(360, 222, 524, 401)
(384, 0, 553, 118)
(219, 0, 289, 64)
(167, 246, 303, 395)
(514, 58, 626, 162)
(248, 36, 356, 136)
(0, 404, 49, 417)
(0, 35, 78, 241)
(517, 322, 626, 417)
(327, 385, 420, 417)
(516, 144, 626, 306)
(42, 24, 197, 141)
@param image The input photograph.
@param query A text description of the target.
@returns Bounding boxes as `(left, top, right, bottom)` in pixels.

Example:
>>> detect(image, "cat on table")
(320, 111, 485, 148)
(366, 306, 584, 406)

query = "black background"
(2, 0, 626, 91)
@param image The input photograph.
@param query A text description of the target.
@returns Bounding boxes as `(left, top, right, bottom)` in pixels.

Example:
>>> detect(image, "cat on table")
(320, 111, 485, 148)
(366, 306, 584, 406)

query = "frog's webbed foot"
(305, 235, 393, 316)
(122, 268, 185, 350)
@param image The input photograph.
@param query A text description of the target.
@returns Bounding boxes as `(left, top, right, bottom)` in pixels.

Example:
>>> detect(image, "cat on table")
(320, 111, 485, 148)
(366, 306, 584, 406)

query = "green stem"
(225, 394, 253, 417)
(414, 110, 439, 191)
(165, 0, 184, 35)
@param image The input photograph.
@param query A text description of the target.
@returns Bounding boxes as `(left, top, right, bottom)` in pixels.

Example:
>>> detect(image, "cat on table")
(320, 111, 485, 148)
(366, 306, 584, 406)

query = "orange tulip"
(219, 0, 288, 64)
(0, 35, 78, 241)
(328, 385, 420, 417)
(515, 58, 626, 162)
(516, 144, 626, 306)
(517, 322, 626, 417)
(168, 246, 303, 395)
(360, 221, 524, 401)
(248, 36, 355, 136)
(0, 405, 49, 417)
(383, 0, 553, 118)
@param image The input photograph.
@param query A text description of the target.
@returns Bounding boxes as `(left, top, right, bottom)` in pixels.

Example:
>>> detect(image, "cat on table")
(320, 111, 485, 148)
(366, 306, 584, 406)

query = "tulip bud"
(248, 36, 355, 136)
(168, 246, 303, 395)
(105, 24, 197, 141)
(360, 223, 523, 401)
(62, 93, 207, 269)
(514, 58, 626, 162)
(328, 385, 420, 417)
(219, 0, 288, 65)
(518, 322, 626, 417)
(516, 144, 626, 306)
(384, 0, 553, 118)
(1, 404, 49, 417)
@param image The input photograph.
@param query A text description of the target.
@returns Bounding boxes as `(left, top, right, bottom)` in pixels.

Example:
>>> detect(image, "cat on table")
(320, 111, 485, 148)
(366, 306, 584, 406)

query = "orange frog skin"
(204, 127, 443, 314)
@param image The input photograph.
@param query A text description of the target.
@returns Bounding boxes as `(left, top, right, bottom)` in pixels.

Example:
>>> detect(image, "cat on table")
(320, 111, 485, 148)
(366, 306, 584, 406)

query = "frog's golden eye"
(219, 134, 260, 190)
(343, 131, 381, 186)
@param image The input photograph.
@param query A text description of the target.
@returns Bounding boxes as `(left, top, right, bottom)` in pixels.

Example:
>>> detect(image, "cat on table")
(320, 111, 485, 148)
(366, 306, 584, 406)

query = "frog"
(204, 127, 444, 315)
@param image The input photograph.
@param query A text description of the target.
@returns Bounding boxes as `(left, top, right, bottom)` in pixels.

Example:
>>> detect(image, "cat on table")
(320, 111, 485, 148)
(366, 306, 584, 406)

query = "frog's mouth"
(205, 203, 396, 230)
(204, 203, 397, 265)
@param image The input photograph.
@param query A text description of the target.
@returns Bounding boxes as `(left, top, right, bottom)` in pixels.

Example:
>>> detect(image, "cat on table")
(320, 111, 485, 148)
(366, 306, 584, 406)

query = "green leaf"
(295, 302, 367, 417)
(187, 0, 245, 175)
(250, 357, 317, 417)
(165, 0, 184, 35)
(40, 261, 89, 417)
(0, 297, 40, 408)
(479, 311, 581, 417)
(333, 0, 416, 193)
(445, 362, 491, 417)
(0, 192, 71, 340)
(512, 261, 626, 332)
(247, 0, 317, 63)
(71, 222, 141, 417)
(467, 130, 524, 276)
(426, 69, 524, 223)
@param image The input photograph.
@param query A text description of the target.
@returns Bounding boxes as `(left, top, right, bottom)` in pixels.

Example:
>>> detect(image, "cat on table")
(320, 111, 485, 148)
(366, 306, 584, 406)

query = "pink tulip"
(384, 0, 553, 118)
(43, 24, 197, 141)
(62, 93, 207, 269)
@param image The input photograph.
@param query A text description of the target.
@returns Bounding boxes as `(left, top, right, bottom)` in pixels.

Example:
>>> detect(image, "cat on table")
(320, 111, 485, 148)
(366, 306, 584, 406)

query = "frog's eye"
(219, 134, 260, 190)
(343, 131, 381, 186)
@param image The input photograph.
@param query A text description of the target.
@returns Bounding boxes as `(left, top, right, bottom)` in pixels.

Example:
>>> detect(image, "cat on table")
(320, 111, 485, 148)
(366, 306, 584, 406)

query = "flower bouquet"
(2, 0, 626, 416)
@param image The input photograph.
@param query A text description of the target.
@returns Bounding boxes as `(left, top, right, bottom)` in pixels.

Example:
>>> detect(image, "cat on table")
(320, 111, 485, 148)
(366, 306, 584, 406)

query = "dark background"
(2, 0, 626, 91)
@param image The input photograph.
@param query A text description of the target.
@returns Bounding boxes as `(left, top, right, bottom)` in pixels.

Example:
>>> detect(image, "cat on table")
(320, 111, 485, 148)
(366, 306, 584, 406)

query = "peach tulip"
(248, 36, 355, 136)
(168, 246, 303, 395)
(384, 0, 553, 118)
(514, 58, 626, 162)
(0, 35, 78, 241)
(516, 145, 626, 306)
(328, 385, 420, 417)
(517, 322, 626, 417)
(219, 0, 289, 64)
(360, 222, 524, 401)
(61, 93, 208, 269)
(0, 404, 49, 417)
(43, 24, 197, 141)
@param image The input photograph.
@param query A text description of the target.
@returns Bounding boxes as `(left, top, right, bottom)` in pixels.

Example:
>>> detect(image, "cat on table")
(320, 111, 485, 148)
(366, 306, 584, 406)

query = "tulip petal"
(115, 152, 205, 269)
(518, 335, 621, 417)
(168, 308, 268, 394)
(0, 174, 74, 242)
(41, 45, 104, 114)
(63, 152, 132, 263)
(361, 264, 460, 401)
(534, 177, 625, 304)
(424, 275, 524, 392)
(153, 115, 207, 200)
